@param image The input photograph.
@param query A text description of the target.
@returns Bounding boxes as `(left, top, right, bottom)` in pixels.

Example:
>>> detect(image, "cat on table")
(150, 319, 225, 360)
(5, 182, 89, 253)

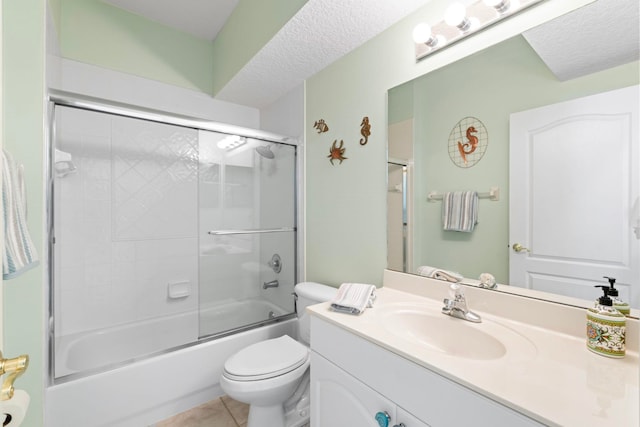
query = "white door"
(509, 85, 639, 308)
(1, 2, 4, 349)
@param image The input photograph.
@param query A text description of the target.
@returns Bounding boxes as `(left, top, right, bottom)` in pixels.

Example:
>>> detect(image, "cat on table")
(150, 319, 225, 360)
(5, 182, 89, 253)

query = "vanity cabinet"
(311, 350, 429, 427)
(310, 317, 544, 427)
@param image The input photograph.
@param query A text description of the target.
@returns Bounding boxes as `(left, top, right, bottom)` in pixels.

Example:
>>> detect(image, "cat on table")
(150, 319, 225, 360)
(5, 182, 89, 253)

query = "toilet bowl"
(220, 282, 337, 427)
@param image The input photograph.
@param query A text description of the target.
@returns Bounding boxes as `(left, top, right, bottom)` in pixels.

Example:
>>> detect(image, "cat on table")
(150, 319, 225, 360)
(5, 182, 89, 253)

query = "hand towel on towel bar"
(330, 283, 377, 315)
(442, 191, 478, 232)
(416, 265, 463, 282)
(2, 149, 39, 279)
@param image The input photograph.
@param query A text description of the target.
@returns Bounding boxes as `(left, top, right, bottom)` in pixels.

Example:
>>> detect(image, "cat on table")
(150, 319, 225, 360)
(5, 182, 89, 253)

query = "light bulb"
(412, 23, 432, 44)
(445, 3, 471, 32)
(483, 0, 511, 13)
(412, 23, 440, 48)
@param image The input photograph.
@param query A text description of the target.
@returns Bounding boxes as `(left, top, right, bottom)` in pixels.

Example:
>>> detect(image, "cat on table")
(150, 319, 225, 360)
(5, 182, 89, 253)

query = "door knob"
(512, 243, 530, 253)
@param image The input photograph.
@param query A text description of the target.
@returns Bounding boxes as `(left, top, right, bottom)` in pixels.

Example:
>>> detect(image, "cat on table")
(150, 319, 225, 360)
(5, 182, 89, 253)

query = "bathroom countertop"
(308, 284, 639, 427)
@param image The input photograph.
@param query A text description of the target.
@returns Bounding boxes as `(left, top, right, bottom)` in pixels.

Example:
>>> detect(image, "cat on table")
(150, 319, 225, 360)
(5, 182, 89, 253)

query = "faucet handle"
(449, 283, 464, 300)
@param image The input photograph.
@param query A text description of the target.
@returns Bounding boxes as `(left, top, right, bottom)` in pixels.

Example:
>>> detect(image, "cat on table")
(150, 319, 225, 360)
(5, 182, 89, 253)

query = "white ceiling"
(523, 0, 640, 81)
(102, 0, 433, 108)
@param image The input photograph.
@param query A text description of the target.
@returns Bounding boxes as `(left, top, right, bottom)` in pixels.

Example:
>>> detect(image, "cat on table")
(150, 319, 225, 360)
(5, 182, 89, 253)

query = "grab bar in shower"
(207, 227, 296, 236)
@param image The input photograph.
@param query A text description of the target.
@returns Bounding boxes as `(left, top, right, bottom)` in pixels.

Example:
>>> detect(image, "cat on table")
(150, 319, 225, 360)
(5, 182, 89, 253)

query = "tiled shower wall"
(54, 106, 199, 337)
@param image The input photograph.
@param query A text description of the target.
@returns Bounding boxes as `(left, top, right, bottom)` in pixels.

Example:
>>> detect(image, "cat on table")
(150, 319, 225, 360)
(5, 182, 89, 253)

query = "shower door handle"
(207, 227, 296, 236)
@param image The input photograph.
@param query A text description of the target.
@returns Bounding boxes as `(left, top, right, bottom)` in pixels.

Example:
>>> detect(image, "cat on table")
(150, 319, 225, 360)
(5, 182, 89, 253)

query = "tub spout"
(263, 280, 279, 289)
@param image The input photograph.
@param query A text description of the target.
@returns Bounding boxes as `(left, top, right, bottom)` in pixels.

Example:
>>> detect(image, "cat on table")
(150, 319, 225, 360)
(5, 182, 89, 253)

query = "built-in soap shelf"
(167, 281, 191, 299)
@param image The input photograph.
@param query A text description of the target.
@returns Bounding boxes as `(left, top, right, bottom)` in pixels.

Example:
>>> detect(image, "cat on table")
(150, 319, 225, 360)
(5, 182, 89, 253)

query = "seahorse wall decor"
(313, 119, 329, 133)
(457, 126, 478, 165)
(359, 116, 371, 145)
(328, 140, 347, 165)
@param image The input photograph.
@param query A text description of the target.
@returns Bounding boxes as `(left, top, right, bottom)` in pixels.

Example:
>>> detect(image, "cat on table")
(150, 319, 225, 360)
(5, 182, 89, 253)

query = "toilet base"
(244, 375, 310, 427)
(247, 404, 285, 427)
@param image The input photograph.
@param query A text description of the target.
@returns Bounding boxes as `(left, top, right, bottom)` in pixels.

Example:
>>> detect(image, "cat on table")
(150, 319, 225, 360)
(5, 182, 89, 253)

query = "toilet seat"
(223, 335, 309, 381)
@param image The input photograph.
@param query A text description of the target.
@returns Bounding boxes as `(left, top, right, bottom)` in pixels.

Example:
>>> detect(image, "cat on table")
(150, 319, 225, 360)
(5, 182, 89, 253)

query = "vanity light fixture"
(483, 0, 512, 14)
(412, 22, 444, 48)
(444, 3, 473, 32)
(413, 0, 544, 61)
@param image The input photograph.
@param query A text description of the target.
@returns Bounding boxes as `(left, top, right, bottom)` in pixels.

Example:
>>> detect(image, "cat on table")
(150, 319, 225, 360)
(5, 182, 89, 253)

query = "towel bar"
(427, 186, 499, 202)
(207, 227, 296, 235)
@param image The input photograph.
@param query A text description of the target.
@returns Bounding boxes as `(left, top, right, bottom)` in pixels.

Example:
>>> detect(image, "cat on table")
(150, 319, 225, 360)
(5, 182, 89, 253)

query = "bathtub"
(46, 300, 297, 427)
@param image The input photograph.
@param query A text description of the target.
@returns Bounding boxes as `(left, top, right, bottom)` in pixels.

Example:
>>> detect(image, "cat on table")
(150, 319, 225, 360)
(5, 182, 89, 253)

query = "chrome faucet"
(263, 279, 279, 289)
(442, 284, 481, 323)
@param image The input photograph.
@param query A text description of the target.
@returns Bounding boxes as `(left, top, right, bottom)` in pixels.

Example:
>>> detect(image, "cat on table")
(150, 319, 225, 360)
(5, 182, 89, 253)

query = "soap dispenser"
(587, 285, 626, 358)
(603, 276, 630, 316)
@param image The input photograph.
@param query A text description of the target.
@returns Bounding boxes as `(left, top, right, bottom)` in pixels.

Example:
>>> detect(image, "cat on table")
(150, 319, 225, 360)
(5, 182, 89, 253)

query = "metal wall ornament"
(313, 119, 329, 133)
(328, 140, 347, 165)
(447, 117, 488, 168)
(359, 116, 371, 145)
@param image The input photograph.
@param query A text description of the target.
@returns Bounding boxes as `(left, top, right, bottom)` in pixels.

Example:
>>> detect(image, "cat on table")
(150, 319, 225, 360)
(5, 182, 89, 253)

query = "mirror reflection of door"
(509, 85, 639, 308)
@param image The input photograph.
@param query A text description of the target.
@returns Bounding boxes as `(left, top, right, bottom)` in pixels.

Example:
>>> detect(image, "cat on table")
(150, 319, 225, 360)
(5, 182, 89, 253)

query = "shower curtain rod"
(48, 89, 296, 145)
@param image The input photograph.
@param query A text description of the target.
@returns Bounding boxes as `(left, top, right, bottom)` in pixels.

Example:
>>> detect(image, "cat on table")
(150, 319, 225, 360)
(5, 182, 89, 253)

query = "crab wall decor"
(313, 119, 329, 133)
(328, 139, 347, 165)
(359, 116, 371, 145)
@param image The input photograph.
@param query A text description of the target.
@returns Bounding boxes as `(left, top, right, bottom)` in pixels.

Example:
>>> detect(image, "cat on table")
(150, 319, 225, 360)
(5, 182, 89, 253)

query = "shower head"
(255, 145, 275, 159)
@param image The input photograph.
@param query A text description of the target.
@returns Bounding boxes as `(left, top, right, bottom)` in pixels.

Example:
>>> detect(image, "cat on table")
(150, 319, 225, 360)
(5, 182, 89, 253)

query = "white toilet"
(220, 282, 337, 427)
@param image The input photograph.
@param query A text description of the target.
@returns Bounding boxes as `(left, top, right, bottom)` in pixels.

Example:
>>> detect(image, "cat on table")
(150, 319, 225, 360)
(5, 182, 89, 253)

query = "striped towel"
(3, 149, 39, 279)
(330, 283, 377, 315)
(442, 191, 478, 232)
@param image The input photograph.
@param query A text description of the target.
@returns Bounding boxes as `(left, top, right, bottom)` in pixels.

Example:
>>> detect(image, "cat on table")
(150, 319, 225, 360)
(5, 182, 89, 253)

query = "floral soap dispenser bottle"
(587, 285, 626, 358)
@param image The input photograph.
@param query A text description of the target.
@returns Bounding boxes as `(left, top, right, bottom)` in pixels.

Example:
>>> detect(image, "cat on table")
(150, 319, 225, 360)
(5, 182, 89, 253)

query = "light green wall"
(48, 0, 62, 36)
(388, 82, 414, 125)
(406, 36, 639, 284)
(59, 0, 215, 93)
(304, 0, 596, 287)
(211, 0, 308, 94)
(2, 1, 47, 426)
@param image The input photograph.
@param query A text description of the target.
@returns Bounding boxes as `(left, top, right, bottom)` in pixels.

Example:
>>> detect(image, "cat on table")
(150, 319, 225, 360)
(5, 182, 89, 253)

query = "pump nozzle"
(603, 276, 619, 297)
(594, 285, 613, 306)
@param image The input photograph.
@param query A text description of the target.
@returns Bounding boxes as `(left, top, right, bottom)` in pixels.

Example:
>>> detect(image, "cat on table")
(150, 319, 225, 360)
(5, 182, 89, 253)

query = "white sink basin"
(377, 304, 537, 361)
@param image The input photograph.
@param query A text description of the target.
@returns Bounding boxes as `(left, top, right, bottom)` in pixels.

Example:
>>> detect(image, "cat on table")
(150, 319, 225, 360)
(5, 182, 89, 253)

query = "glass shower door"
(198, 130, 297, 338)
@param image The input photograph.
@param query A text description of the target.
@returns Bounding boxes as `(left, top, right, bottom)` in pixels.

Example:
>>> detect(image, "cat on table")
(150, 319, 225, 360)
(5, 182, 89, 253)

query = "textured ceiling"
(523, 0, 640, 81)
(215, 0, 434, 108)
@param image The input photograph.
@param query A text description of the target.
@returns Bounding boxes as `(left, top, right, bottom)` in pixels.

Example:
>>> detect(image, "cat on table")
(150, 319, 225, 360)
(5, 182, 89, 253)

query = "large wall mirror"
(387, 0, 640, 313)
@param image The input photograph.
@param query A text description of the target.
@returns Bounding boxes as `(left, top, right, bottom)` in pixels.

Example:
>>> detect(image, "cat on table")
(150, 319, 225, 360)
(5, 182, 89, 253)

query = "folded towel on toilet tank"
(330, 283, 377, 315)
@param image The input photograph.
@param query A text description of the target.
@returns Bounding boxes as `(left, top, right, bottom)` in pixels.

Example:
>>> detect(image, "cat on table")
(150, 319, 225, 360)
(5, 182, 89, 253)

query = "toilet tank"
(295, 282, 337, 345)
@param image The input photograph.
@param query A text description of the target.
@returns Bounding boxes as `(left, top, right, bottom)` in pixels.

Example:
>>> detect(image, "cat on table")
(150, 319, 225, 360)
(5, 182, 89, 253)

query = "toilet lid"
(224, 335, 309, 381)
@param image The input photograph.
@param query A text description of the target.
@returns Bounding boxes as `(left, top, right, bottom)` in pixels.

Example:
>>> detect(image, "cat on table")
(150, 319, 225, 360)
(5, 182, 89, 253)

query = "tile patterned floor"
(153, 396, 249, 427)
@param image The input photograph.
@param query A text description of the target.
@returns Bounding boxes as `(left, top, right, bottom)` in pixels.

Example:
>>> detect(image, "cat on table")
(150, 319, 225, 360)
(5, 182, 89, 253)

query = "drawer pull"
(375, 411, 391, 427)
